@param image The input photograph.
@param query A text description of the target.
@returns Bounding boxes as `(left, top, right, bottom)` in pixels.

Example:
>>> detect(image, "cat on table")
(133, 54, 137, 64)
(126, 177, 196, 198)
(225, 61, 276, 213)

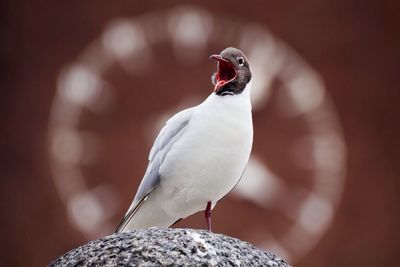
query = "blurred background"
(1, 1, 399, 266)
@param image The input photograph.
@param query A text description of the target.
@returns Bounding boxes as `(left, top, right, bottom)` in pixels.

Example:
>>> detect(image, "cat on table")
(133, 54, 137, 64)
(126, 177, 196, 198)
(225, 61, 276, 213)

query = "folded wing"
(115, 107, 194, 232)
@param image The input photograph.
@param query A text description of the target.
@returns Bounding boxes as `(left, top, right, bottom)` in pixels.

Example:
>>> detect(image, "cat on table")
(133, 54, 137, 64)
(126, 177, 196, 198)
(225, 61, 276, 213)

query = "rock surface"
(49, 228, 291, 267)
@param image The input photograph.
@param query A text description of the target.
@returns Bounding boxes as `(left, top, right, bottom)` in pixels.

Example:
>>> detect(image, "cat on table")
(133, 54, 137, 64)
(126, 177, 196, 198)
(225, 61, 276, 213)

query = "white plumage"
(116, 47, 253, 232)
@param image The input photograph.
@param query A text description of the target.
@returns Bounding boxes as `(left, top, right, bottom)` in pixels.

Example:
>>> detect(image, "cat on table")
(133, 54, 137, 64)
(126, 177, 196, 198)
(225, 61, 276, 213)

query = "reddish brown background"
(1, 1, 400, 266)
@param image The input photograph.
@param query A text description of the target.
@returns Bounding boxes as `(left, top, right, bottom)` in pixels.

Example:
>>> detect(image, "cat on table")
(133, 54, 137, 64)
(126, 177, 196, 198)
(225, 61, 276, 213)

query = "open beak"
(210, 55, 237, 92)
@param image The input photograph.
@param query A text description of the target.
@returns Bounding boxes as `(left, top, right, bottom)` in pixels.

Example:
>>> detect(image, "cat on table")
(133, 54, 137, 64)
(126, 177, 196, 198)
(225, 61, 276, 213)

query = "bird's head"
(210, 47, 252, 96)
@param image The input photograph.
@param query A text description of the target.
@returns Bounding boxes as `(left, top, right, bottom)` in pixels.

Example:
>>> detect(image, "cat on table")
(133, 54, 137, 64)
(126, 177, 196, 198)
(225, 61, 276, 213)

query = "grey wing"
(115, 107, 194, 232)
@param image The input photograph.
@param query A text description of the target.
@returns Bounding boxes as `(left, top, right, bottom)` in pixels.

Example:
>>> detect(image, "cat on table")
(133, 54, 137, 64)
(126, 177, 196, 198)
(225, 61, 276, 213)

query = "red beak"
(209, 54, 226, 62)
(210, 55, 237, 92)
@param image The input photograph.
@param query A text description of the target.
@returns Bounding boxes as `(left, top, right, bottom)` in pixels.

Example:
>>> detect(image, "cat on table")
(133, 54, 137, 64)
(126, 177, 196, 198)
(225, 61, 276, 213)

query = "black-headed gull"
(116, 47, 253, 232)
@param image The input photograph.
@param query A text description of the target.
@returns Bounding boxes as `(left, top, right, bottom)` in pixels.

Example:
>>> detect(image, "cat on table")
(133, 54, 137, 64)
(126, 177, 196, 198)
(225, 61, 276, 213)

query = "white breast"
(157, 83, 253, 219)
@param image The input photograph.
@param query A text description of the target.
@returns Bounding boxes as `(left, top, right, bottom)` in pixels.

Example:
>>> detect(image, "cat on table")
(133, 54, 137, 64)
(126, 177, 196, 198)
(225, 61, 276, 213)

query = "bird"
(116, 47, 253, 233)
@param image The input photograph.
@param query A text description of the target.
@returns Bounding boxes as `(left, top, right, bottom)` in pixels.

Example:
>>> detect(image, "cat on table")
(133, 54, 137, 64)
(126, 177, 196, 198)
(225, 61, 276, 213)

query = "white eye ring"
(237, 57, 245, 66)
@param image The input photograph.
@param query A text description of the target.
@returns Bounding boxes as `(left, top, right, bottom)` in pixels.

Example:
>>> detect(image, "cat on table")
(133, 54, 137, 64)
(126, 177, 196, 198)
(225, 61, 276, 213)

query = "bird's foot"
(205, 201, 212, 232)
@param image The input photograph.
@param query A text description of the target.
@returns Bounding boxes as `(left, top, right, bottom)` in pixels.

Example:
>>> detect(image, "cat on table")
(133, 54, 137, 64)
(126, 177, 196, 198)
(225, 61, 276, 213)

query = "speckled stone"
(49, 228, 291, 267)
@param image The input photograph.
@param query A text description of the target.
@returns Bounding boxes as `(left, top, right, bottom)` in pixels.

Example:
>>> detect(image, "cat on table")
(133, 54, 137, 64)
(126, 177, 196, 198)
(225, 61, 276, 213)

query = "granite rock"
(50, 228, 291, 267)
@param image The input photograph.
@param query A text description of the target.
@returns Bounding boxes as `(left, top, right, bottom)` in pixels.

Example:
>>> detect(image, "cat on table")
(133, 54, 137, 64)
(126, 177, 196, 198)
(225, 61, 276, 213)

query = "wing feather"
(115, 107, 194, 232)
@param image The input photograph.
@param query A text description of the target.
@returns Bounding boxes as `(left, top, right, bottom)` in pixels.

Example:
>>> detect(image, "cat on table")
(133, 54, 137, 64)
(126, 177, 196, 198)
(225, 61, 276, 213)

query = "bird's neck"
(201, 82, 252, 115)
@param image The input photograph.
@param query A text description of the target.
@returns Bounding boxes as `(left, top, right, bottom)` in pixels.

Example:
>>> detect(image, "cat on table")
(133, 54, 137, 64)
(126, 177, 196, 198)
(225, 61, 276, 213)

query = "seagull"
(116, 47, 253, 232)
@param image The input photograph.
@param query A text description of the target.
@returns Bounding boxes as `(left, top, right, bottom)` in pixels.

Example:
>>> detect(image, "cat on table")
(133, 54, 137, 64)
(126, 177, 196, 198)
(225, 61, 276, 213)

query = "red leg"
(205, 201, 212, 232)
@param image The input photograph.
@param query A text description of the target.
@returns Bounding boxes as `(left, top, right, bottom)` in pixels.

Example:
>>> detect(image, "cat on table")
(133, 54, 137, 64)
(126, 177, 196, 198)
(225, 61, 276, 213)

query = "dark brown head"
(210, 47, 252, 96)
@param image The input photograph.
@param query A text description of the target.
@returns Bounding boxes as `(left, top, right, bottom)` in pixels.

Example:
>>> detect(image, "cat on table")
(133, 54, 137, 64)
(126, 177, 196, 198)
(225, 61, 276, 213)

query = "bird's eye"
(237, 57, 245, 66)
